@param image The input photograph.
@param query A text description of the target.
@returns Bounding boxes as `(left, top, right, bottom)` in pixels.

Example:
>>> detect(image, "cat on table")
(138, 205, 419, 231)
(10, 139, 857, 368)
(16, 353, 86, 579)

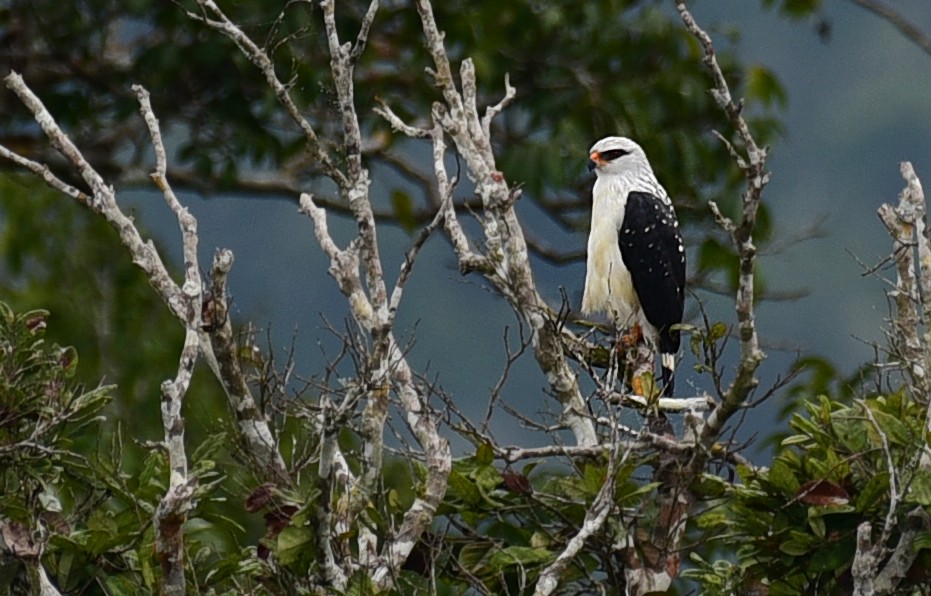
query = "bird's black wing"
(618, 191, 686, 353)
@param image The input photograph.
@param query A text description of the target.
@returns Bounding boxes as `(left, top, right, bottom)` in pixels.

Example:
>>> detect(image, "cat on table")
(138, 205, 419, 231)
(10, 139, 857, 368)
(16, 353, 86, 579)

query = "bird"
(582, 136, 685, 397)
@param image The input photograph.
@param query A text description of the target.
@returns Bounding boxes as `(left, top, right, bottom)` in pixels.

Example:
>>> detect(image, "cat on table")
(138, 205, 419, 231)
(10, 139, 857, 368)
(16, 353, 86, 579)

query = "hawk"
(582, 136, 686, 396)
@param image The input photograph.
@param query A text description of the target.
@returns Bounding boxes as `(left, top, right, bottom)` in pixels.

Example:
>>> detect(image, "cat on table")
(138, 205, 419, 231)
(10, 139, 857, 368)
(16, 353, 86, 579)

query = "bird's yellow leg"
(631, 373, 645, 397)
(615, 323, 653, 398)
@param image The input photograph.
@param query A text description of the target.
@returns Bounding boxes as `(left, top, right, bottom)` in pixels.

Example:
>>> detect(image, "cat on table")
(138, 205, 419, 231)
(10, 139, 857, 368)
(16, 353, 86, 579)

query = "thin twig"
(848, 0, 931, 57)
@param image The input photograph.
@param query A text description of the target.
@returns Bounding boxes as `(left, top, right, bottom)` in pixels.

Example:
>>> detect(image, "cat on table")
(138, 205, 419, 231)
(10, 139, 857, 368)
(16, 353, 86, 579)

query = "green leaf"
(475, 442, 495, 466)
(99, 575, 140, 596)
(619, 481, 661, 502)
(912, 531, 931, 551)
(779, 531, 814, 556)
(390, 190, 417, 234)
(276, 526, 314, 566)
(768, 460, 800, 496)
(57, 345, 79, 376)
(831, 408, 867, 452)
(808, 538, 855, 572)
(864, 404, 910, 446)
(709, 321, 728, 342)
(807, 512, 825, 539)
(745, 65, 788, 108)
(472, 464, 503, 497)
(694, 473, 729, 499)
(447, 469, 482, 506)
(582, 464, 606, 498)
(191, 431, 229, 463)
(695, 509, 728, 530)
(530, 531, 551, 549)
(856, 472, 889, 512)
(387, 488, 402, 511)
(345, 572, 376, 596)
(779, 435, 811, 447)
(521, 461, 540, 478)
(906, 470, 931, 506)
(489, 546, 555, 570)
(458, 541, 493, 572)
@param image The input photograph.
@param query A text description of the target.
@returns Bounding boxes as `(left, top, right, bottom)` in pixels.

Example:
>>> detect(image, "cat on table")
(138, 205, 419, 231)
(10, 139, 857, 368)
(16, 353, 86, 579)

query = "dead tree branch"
(534, 440, 629, 595)
(848, 0, 931, 57)
(135, 85, 201, 595)
(3, 71, 290, 488)
(675, 2, 769, 446)
(377, 0, 598, 448)
(855, 163, 931, 594)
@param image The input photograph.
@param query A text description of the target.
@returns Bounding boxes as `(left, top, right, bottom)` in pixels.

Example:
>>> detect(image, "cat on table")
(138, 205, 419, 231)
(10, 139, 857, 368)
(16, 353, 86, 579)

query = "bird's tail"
(660, 352, 676, 397)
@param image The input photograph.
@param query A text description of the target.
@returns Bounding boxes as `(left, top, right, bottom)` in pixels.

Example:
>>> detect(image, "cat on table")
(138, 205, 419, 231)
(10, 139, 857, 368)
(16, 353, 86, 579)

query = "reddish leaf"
(25, 314, 47, 333)
(797, 480, 849, 506)
(264, 504, 299, 535)
(245, 482, 277, 513)
(40, 511, 71, 535)
(502, 471, 532, 495)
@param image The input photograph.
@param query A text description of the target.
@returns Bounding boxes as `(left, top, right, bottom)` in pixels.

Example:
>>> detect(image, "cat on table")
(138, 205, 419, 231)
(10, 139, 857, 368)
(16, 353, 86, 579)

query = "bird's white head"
(587, 136, 654, 179)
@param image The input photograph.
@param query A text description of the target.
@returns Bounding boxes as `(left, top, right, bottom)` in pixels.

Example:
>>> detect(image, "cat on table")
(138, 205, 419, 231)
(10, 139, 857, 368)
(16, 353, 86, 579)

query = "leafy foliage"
(5, 0, 921, 593)
(389, 445, 657, 593)
(0, 300, 267, 593)
(0, 299, 113, 591)
(689, 392, 931, 594)
(0, 176, 184, 406)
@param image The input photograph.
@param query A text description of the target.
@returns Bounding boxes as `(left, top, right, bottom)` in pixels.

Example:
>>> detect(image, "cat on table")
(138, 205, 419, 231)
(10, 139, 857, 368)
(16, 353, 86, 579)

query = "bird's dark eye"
(599, 149, 629, 161)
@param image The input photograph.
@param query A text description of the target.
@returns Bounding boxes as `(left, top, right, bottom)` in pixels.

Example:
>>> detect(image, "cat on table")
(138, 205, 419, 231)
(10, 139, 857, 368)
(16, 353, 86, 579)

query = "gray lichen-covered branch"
(854, 163, 931, 595)
(675, 1, 769, 446)
(135, 85, 201, 595)
(380, 0, 599, 448)
(270, 1, 450, 589)
(2, 71, 289, 490)
(0, 72, 295, 589)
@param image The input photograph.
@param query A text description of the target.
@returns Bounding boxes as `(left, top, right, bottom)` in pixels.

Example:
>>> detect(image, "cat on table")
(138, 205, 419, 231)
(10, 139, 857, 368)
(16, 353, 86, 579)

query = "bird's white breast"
(582, 176, 639, 324)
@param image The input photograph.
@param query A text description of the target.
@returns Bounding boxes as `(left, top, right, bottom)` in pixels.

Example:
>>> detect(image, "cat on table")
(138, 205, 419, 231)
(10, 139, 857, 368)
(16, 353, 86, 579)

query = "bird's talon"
(631, 375, 645, 397)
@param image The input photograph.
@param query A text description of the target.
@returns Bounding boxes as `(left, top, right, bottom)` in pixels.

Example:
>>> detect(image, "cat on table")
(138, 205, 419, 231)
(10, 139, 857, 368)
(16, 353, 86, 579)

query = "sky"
(692, 0, 931, 368)
(120, 1, 931, 458)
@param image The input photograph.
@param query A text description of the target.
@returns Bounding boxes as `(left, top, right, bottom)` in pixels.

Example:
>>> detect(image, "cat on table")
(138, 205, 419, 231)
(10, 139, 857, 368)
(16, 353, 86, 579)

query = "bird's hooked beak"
(587, 151, 602, 173)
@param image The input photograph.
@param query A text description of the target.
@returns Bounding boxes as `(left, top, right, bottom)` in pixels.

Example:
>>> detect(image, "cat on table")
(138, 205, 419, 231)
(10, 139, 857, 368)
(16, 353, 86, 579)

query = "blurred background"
(1, 0, 930, 460)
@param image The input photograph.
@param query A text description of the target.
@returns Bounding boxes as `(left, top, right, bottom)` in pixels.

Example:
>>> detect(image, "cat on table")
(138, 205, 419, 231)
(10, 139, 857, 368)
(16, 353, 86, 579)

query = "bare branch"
(874, 507, 931, 592)
(613, 392, 714, 412)
(675, 1, 769, 447)
(0, 143, 90, 203)
(854, 164, 931, 595)
(386, 204, 446, 327)
(202, 249, 291, 485)
(848, 0, 931, 57)
(397, 0, 598, 447)
(852, 521, 877, 596)
(534, 442, 626, 595)
(154, 331, 198, 595)
(134, 85, 202, 595)
(877, 193, 924, 389)
(300, 194, 376, 328)
(189, 0, 345, 186)
(863, 400, 899, 552)
(349, 0, 381, 64)
(481, 73, 516, 141)
(877, 163, 931, 435)
(284, 3, 452, 586)
(4, 71, 189, 321)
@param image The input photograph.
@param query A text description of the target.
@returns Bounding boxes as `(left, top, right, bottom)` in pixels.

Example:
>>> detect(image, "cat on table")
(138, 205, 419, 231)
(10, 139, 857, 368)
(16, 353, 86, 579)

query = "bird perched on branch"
(582, 136, 685, 396)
